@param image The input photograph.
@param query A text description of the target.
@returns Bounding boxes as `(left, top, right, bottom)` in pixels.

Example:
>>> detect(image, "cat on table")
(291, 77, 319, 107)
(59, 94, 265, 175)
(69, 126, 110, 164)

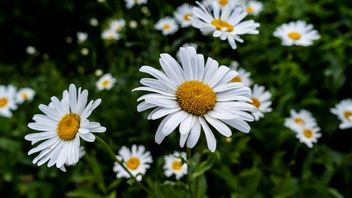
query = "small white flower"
(250, 84, 272, 120)
(129, 20, 138, 29)
(110, 19, 126, 32)
(331, 99, 352, 129)
(96, 73, 117, 90)
(124, 0, 147, 9)
(113, 145, 153, 181)
(192, 2, 260, 49)
(0, 85, 17, 118)
(80, 48, 89, 56)
(95, 69, 103, 77)
(273, 20, 320, 46)
(163, 152, 188, 180)
(174, 4, 193, 28)
(90, 18, 99, 27)
(202, 0, 240, 8)
(284, 109, 317, 133)
(101, 29, 120, 41)
(25, 84, 106, 170)
(155, 17, 179, 35)
(77, 32, 88, 43)
(243, 0, 263, 16)
(16, 88, 35, 104)
(295, 126, 321, 148)
(26, 46, 37, 55)
(229, 65, 252, 87)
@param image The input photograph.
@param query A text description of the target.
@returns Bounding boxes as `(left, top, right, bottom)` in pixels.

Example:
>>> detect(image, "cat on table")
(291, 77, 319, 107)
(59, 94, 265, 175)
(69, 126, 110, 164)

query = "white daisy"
(25, 84, 106, 170)
(155, 17, 179, 35)
(163, 151, 188, 180)
(284, 109, 317, 133)
(243, 0, 263, 16)
(250, 84, 272, 120)
(192, 2, 260, 49)
(331, 99, 352, 129)
(0, 85, 17, 118)
(133, 47, 256, 152)
(101, 29, 120, 41)
(77, 32, 88, 43)
(124, 0, 147, 9)
(96, 73, 117, 90)
(229, 65, 252, 87)
(113, 145, 153, 181)
(295, 126, 321, 148)
(273, 20, 320, 46)
(16, 88, 35, 104)
(202, 0, 240, 8)
(174, 4, 193, 28)
(110, 19, 126, 32)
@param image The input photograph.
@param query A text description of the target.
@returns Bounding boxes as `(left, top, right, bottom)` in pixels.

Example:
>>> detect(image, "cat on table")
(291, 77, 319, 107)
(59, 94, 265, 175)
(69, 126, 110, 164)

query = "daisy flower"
(133, 47, 256, 152)
(331, 99, 352, 129)
(192, 2, 260, 49)
(229, 65, 252, 87)
(110, 19, 126, 32)
(60, 146, 86, 172)
(295, 126, 321, 148)
(243, 0, 263, 16)
(0, 85, 17, 118)
(101, 29, 120, 41)
(96, 73, 117, 90)
(25, 84, 106, 170)
(16, 88, 35, 104)
(284, 109, 317, 133)
(202, 0, 239, 8)
(163, 151, 188, 180)
(155, 17, 179, 35)
(250, 84, 272, 120)
(113, 145, 153, 181)
(124, 0, 147, 9)
(174, 4, 193, 28)
(77, 32, 88, 43)
(273, 20, 320, 46)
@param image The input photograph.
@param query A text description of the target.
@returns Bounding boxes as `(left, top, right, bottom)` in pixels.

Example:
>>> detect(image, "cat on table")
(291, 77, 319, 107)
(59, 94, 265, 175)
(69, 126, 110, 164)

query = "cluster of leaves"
(0, 0, 352, 197)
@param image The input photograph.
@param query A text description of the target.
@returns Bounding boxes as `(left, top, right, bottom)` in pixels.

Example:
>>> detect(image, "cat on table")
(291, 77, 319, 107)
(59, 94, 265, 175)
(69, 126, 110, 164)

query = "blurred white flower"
(174, 3, 193, 28)
(244, 0, 263, 16)
(273, 21, 320, 46)
(16, 88, 35, 104)
(80, 48, 89, 56)
(250, 84, 272, 121)
(77, 32, 88, 43)
(155, 17, 179, 35)
(129, 20, 138, 29)
(110, 19, 125, 32)
(0, 85, 17, 118)
(90, 18, 99, 26)
(285, 109, 318, 133)
(95, 69, 103, 77)
(163, 152, 188, 180)
(295, 126, 321, 148)
(125, 0, 147, 9)
(96, 73, 117, 90)
(25, 84, 106, 171)
(229, 65, 252, 87)
(113, 145, 153, 181)
(202, 0, 240, 8)
(26, 46, 37, 55)
(331, 99, 352, 129)
(101, 29, 120, 41)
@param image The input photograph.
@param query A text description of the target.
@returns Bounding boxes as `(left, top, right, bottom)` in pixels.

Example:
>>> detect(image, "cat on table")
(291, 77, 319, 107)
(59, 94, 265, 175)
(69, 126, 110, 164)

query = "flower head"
(250, 84, 272, 120)
(229, 65, 252, 87)
(101, 29, 120, 41)
(25, 84, 106, 170)
(331, 99, 352, 129)
(96, 73, 117, 90)
(0, 85, 17, 117)
(110, 19, 126, 32)
(16, 88, 35, 104)
(113, 145, 153, 181)
(124, 0, 147, 9)
(243, 0, 263, 16)
(273, 20, 320, 46)
(133, 47, 256, 152)
(163, 151, 188, 180)
(294, 126, 321, 148)
(155, 17, 179, 35)
(174, 4, 193, 28)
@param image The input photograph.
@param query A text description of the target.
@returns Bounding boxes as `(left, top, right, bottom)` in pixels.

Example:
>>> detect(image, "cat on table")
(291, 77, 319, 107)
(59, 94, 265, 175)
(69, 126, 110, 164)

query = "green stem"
(96, 136, 153, 195)
(211, 39, 219, 58)
(186, 148, 194, 198)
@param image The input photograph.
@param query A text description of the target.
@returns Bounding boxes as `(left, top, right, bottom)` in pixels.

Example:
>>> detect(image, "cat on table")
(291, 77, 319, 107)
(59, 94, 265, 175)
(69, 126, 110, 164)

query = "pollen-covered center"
(126, 157, 140, 170)
(211, 19, 234, 32)
(288, 32, 301, 40)
(303, 129, 313, 138)
(251, 97, 260, 108)
(343, 111, 352, 120)
(102, 80, 110, 88)
(176, 80, 216, 116)
(57, 113, 80, 141)
(230, 75, 242, 83)
(246, 6, 254, 14)
(183, 13, 192, 21)
(294, 117, 305, 125)
(218, 0, 229, 6)
(171, 159, 182, 171)
(163, 24, 171, 30)
(0, 97, 8, 107)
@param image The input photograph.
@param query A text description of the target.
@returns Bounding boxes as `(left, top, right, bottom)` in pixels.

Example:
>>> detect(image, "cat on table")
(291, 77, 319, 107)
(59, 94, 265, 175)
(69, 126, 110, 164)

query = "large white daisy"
(0, 85, 17, 118)
(113, 145, 153, 181)
(155, 17, 179, 35)
(16, 87, 35, 104)
(25, 84, 106, 170)
(174, 3, 193, 28)
(163, 151, 188, 180)
(331, 99, 352, 129)
(133, 47, 256, 152)
(191, 2, 260, 49)
(284, 109, 317, 133)
(273, 20, 320, 46)
(250, 84, 272, 121)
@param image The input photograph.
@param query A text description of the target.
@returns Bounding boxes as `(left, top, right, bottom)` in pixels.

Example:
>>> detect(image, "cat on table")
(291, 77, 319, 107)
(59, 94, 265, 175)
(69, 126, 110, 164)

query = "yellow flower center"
(343, 111, 352, 120)
(183, 13, 192, 21)
(211, 19, 234, 32)
(163, 24, 171, 30)
(230, 76, 242, 83)
(288, 32, 301, 40)
(176, 80, 216, 116)
(218, 0, 229, 6)
(246, 6, 254, 14)
(21, 93, 29, 100)
(251, 97, 260, 108)
(102, 80, 110, 88)
(0, 97, 8, 107)
(126, 157, 140, 170)
(294, 117, 305, 125)
(57, 113, 80, 141)
(171, 159, 182, 171)
(303, 129, 313, 138)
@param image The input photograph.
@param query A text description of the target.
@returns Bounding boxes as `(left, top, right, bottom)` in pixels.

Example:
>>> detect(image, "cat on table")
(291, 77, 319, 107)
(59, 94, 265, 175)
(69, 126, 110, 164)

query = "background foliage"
(0, 0, 352, 197)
